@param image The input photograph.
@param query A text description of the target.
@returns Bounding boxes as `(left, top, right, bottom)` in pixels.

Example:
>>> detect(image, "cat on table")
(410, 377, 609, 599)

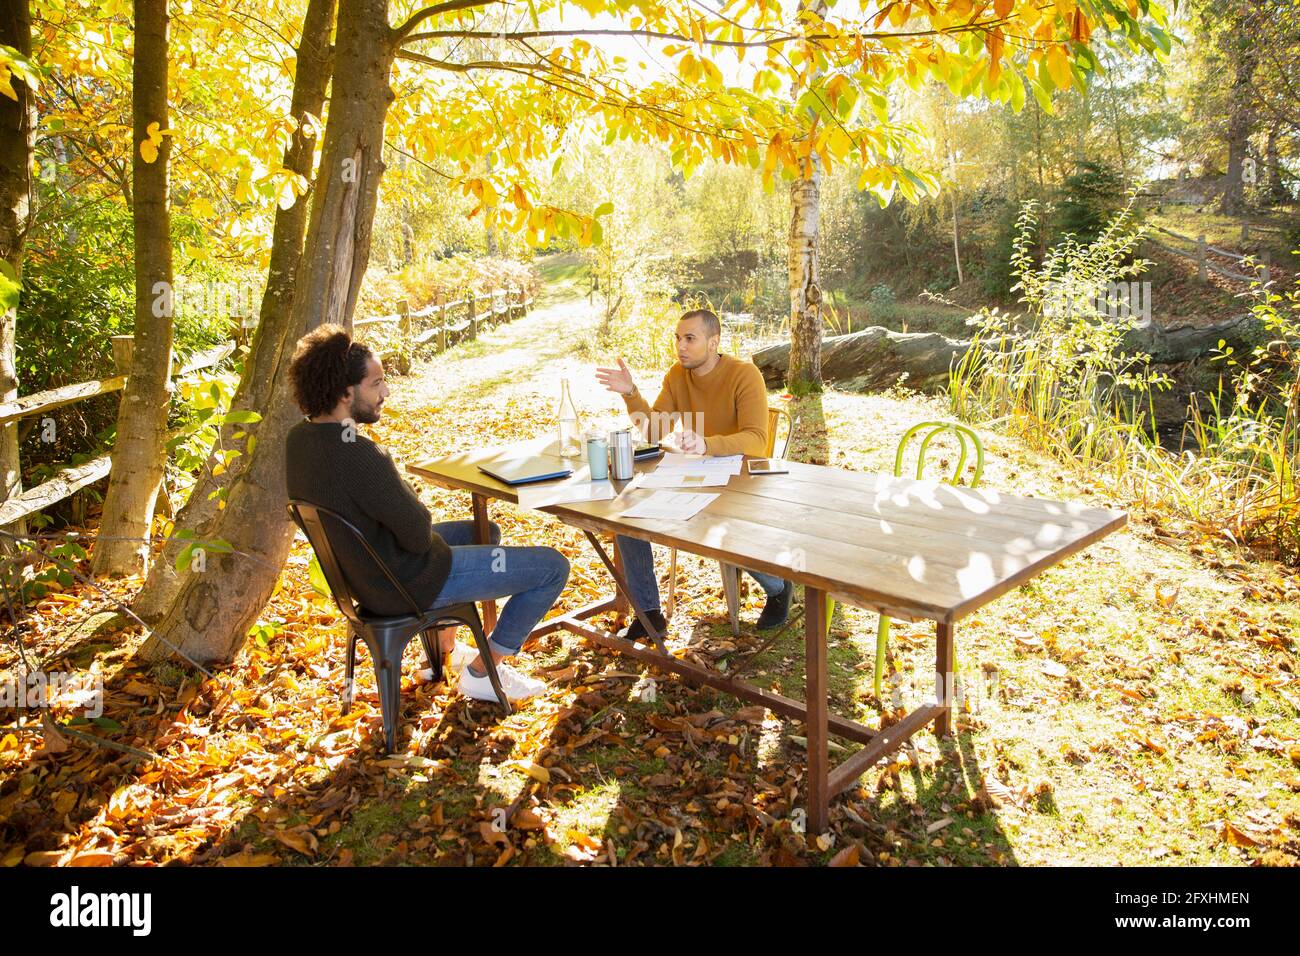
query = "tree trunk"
(752, 313, 1278, 393)
(785, 0, 828, 395)
(787, 170, 822, 392)
(131, 0, 336, 624)
(139, 0, 395, 664)
(0, 0, 34, 542)
(947, 144, 963, 287)
(91, 0, 174, 576)
(1220, 39, 1257, 217)
(1265, 123, 1287, 205)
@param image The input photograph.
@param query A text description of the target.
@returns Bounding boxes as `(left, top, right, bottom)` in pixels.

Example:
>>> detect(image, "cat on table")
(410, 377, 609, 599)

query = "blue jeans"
(614, 534, 787, 614)
(429, 520, 569, 657)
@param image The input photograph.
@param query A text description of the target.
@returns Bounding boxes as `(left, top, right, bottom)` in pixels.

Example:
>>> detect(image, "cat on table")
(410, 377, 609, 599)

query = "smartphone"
(747, 458, 788, 475)
(633, 442, 663, 460)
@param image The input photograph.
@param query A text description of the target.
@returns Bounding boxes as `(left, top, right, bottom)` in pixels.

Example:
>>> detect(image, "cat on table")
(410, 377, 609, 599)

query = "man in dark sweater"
(285, 325, 569, 703)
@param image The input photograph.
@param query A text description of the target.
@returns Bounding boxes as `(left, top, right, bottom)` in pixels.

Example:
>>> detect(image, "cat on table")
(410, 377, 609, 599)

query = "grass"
(533, 252, 590, 308)
(821, 292, 974, 338)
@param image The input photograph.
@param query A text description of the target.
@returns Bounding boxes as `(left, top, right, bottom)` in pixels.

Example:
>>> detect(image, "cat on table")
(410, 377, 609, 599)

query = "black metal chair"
(287, 500, 511, 753)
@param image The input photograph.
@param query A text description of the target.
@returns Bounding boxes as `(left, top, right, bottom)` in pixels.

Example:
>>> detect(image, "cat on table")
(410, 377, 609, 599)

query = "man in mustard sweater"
(595, 309, 793, 639)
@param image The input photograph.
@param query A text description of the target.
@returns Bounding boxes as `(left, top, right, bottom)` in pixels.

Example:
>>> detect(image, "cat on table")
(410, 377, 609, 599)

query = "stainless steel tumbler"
(609, 428, 635, 480)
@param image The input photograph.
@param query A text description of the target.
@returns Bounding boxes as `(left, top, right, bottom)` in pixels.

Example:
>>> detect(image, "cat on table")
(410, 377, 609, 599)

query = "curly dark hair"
(288, 324, 375, 418)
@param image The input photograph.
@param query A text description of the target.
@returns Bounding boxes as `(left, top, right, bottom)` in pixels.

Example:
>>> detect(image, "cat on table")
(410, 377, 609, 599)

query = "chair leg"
(719, 561, 741, 637)
(874, 615, 892, 699)
(342, 632, 358, 715)
(373, 640, 405, 754)
(463, 608, 512, 716)
(418, 628, 443, 685)
(665, 548, 678, 619)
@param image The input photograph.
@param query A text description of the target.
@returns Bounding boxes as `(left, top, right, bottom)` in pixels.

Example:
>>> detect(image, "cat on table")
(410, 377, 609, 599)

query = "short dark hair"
(680, 308, 721, 339)
(288, 324, 375, 418)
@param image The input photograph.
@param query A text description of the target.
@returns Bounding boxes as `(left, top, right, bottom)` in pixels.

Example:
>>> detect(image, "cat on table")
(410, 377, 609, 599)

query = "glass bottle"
(557, 378, 582, 458)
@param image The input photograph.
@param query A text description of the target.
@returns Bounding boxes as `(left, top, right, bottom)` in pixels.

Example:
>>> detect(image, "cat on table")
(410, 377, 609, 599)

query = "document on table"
(516, 476, 616, 510)
(629, 471, 731, 489)
(654, 453, 743, 477)
(619, 490, 719, 521)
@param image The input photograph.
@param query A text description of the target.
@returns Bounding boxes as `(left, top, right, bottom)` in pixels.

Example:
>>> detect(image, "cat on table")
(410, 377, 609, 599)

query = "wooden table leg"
(935, 620, 954, 738)
(471, 492, 497, 634)
(805, 586, 829, 835)
(611, 534, 629, 626)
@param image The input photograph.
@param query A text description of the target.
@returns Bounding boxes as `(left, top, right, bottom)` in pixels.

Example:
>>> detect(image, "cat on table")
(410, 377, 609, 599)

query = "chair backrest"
(893, 420, 984, 487)
(286, 499, 425, 622)
(766, 405, 793, 458)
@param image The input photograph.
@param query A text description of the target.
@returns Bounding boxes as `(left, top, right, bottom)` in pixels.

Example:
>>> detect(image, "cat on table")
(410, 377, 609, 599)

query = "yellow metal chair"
(867, 420, 984, 696)
(664, 405, 793, 632)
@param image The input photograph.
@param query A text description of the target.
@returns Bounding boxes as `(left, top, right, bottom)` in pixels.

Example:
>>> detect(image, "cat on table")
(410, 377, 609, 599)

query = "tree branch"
(392, 0, 504, 41)
(396, 48, 574, 76)
(400, 18, 1010, 50)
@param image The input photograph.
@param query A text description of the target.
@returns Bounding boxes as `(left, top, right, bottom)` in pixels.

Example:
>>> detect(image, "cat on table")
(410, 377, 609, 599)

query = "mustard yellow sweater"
(623, 353, 769, 457)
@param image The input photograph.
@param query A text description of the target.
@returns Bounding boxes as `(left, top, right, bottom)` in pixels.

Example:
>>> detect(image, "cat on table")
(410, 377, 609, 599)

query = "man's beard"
(349, 395, 382, 425)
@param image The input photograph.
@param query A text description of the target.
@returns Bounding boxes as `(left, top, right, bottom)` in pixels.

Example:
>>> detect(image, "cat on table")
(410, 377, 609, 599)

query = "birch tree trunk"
(91, 0, 174, 576)
(0, 0, 34, 542)
(132, 0, 336, 624)
(140, 0, 395, 663)
(785, 0, 828, 395)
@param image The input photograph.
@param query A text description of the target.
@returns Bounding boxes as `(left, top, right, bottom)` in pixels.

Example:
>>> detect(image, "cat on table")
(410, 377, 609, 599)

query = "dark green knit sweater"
(285, 420, 451, 615)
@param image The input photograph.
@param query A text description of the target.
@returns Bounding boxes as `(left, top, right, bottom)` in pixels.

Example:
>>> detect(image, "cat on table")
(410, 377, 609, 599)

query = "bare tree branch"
(392, 0, 504, 42)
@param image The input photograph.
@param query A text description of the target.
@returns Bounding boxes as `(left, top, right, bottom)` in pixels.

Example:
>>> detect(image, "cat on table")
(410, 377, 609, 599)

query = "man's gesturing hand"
(676, 429, 707, 455)
(595, 356, 636, 395)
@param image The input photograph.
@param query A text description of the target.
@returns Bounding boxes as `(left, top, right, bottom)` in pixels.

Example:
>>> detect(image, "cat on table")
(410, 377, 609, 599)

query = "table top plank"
(718, 472, 1114, 552)
(408, 440, 1126, 625)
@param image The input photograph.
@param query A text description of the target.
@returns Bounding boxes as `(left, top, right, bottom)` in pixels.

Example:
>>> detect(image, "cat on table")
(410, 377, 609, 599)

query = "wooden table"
(409, 439, 1126, 832)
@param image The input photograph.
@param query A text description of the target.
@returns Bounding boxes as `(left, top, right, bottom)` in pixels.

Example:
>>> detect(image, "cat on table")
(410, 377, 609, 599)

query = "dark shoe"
(621, 609, 667, 642)
(756, 581, 793, 630)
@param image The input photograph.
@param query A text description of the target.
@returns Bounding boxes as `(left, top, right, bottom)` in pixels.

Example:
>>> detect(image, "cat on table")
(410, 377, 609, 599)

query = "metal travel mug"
(586, 434, 608, 480)
(608, 428, 635, 481)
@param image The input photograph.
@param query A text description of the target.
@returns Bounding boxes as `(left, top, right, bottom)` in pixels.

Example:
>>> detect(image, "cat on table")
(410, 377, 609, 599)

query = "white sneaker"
(448, 642, 476, 669)
(417, 643, 477, 681)
(459, 661, 547, 703)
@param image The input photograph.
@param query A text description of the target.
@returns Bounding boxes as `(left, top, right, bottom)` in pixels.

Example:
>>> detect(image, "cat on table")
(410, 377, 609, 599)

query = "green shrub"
(1055, 161, 1129, 244)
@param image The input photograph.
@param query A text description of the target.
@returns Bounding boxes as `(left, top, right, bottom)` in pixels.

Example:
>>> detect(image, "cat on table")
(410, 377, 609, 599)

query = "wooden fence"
(1147, 225, 1275, 285)
(0, 283, 534, 528)
(354, 284, 534, 371)
(0, 339, 235, 529)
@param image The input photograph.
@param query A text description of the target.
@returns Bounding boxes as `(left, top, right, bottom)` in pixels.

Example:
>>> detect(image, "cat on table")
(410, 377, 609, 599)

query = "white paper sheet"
(516, 478, 616, 510)
(630, 472, 731, 489)
(619, 490, 719, 520)
(654, 453, 743, 477)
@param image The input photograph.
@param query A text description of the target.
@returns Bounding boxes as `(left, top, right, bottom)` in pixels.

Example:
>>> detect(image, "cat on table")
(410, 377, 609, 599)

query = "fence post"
(111, 335, 135, 376)
(467, 288, 477, 341)
(1197, 235, 1207, 283)
(1259, 250, 1271, 282)
(1242, 222, 1249, 242)
(397, 297, 411, 340)
(436, 293, 447, 353)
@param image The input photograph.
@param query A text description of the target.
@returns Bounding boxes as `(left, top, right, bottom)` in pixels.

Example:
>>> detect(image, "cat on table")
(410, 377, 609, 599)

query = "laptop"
(478, 456, 573, 486)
